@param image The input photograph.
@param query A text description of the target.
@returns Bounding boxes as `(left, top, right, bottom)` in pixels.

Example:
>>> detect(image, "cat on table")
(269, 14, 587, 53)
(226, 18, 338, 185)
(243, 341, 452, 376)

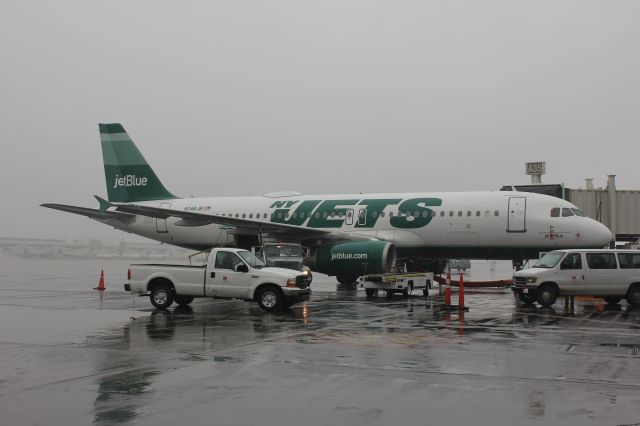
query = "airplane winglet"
(94, 195, 112, 212)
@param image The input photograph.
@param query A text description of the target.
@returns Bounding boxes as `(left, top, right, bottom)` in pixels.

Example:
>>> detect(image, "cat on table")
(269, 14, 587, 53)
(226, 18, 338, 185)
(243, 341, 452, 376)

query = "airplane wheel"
(336, 275, 358, 285)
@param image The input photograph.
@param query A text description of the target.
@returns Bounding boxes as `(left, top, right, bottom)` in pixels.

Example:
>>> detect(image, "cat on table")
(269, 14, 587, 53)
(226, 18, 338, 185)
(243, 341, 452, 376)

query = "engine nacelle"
(305, 241, 396, 276)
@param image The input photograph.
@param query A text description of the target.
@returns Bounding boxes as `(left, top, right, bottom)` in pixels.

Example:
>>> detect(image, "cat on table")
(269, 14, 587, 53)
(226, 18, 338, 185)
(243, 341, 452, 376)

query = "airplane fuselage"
(100, 190, 612, 260)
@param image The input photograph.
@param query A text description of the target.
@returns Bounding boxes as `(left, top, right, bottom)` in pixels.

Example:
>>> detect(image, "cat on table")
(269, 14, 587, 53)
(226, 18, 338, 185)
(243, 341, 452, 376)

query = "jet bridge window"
(562, 208, 574, 217)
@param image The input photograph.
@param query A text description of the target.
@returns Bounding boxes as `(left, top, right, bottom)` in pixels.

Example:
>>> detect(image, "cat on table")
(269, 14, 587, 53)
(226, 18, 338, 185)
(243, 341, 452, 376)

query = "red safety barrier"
(445, 270, 451, 306)
(459, 273, 465, 309)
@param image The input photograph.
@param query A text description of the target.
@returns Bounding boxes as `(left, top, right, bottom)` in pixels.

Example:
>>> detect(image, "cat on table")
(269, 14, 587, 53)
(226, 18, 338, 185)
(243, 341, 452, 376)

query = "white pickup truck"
(124, 248, 311, 312)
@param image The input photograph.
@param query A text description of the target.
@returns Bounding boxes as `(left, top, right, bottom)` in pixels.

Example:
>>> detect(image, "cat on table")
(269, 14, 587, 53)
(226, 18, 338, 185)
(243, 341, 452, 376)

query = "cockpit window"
(561, 208, 574, 217)
(550, 208, 560, 217)
(571, 208, 586, 217)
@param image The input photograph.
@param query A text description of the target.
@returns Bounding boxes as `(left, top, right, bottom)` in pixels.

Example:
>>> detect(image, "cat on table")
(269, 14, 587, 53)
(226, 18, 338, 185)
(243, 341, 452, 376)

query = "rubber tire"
(537, 285, 558, 308)
(518, 291, 538, 305)
(150, 282, 175, 309)
(174, 295, 195, 306)
(423, 289, 429, 297)
(365, 288, 377, 298)
(336, 275, 358, 285)
(402, 283, 412, 298)
(626, 286, 640, 307)
(257, 286, 285, 312)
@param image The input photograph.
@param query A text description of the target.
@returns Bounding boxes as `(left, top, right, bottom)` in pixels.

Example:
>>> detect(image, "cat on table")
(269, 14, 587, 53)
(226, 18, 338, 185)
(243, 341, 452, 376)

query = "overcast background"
(1, 1, 638, 242)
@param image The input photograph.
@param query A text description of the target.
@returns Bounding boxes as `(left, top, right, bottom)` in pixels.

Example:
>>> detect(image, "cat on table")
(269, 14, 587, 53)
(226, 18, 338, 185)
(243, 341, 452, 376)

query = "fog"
(1, 0, 638, 241)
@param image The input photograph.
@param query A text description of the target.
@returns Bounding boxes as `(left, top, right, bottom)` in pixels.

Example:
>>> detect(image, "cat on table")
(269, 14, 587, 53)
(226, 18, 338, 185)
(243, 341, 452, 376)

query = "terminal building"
(502, 162, 640, 245)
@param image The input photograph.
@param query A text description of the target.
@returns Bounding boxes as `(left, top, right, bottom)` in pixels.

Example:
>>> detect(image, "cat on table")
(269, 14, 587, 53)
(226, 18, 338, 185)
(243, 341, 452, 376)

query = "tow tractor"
(359, 267, 433, 298)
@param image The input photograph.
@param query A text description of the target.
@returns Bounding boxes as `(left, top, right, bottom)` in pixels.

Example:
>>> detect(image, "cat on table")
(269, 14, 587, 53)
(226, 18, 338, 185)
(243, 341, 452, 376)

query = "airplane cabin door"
(357, 208, 367, 226)
(345, 209, 354, 226)
(507, 197, 526, 232)
(156, 202, 171, 233)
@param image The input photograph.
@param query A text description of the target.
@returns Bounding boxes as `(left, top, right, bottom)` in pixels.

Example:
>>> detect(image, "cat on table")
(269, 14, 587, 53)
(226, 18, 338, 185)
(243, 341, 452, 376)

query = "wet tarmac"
(1, 255, 640, 425)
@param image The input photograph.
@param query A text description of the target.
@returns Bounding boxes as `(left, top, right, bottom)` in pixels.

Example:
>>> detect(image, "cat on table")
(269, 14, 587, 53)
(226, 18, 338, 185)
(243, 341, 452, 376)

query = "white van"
(512, 249, 640, 307)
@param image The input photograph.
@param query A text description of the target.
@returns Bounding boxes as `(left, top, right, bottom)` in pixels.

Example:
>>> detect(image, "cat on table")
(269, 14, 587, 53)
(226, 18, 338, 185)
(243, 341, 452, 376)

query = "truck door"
(507, 197, 526, 232)
(156, 202, 171, 233)
(206, 251, 251, 298)
(585, 252, 619, 295)
(557, 252, 585, 295)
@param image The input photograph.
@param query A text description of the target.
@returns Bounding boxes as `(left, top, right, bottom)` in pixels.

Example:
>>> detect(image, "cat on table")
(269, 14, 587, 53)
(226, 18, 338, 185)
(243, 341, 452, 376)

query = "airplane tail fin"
(99, 123, 177, 203)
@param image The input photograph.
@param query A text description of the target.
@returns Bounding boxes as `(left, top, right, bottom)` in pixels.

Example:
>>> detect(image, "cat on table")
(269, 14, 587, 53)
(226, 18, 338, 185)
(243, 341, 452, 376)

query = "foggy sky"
(1, 1, 639, 241)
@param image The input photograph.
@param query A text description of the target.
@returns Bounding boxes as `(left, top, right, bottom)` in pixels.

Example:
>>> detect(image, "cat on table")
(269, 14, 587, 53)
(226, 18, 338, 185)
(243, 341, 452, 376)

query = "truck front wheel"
(257, 286, 284, 312)
(150, 282, 175, 309)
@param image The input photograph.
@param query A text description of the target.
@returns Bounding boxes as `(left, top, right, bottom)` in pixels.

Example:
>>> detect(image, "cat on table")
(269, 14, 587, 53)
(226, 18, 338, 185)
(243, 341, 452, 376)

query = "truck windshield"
(237, 250, 266, 269)
(533, 251, 564, 268)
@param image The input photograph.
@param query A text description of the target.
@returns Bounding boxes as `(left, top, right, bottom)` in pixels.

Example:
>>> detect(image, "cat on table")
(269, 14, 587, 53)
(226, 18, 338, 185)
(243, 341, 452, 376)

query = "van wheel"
(518, 291, 537, 305)
(365, 288, 377, 298)
(537, 285, 558, 307)
(603, 296, 622, 305)
(257, 286, 284, 312)
(626, 285, 640, 307)
(174, 295, 194, 306)
(150, 282, 174, 309)
(402, 284, 412, 298)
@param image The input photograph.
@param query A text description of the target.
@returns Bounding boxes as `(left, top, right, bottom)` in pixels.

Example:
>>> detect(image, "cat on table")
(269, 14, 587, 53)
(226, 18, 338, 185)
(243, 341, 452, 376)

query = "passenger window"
(242, 213, 246, 218)
(485, 210, 490, 217)
(372, 211, 378, 218)
(562, 208, 574, 217)
(422, 211, 428, 218)
(440, 211, 445, 217)
(618, 253, 640, 269)
(457, 211, 462, 217)
(476, 211, 480, 217)
(264, 213, 268, 219)
(560, 253, 582, 270)
(449, 211, 454, 217)
(467, 211, 472, 217)
(389, 211, 394, 218)
(277, 213, 283, 219)
(292, 213, 297, 219)
(494, 210, 499, 216)
(586, 253, 617, 269)
(235, 213, 239, 218)
(249, 213, 253, 219)
(299, 212, 305, 219)
(380, 212, 385, 218)
(414, 211, 420, 217)
(550, 208, 560, 217)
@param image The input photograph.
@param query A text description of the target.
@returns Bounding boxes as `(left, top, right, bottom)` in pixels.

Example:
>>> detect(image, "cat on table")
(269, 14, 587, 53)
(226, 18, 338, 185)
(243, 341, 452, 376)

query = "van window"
(618, 253, 640, 269)
(562, 208, 574, 217)
(550, 208, 560, 217)
(586, 253, 617, 269)
(560, 253, 582, 270)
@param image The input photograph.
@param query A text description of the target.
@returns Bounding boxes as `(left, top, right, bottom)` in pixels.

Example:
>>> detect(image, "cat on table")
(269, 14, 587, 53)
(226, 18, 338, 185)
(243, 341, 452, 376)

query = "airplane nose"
(593, 221, 613, 247)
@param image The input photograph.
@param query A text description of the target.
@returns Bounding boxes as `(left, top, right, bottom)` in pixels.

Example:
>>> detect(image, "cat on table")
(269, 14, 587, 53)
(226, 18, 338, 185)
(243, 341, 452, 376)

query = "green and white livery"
(43, 123, 613, 283)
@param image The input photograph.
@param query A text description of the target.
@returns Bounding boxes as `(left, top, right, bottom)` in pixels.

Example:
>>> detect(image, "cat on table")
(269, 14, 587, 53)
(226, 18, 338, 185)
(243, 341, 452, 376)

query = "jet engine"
(305, 241, 396, 280)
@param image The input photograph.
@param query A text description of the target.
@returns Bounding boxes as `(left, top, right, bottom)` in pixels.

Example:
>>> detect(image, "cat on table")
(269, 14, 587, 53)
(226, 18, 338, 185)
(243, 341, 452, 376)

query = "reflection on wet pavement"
(1, 259, 640, 425)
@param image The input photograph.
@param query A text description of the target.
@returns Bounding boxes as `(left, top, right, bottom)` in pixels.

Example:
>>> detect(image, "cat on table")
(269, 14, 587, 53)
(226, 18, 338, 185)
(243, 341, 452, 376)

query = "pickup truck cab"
(124, 248, 311, 312)
(512, 249, 640, 307)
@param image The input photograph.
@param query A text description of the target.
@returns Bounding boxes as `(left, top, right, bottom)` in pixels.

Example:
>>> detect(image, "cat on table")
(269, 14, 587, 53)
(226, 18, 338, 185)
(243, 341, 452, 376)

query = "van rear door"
(557, 252, 585, 295)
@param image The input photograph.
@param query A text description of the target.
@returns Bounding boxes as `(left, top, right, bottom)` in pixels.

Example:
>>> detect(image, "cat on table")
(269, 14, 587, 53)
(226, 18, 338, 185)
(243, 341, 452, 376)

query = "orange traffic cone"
(94, 270, 105, 291)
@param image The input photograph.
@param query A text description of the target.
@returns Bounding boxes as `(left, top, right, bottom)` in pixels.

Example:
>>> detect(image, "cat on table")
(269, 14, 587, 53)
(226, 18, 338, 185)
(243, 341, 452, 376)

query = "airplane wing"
(111, 203, 370, 241)
(41, 203, 135, 223)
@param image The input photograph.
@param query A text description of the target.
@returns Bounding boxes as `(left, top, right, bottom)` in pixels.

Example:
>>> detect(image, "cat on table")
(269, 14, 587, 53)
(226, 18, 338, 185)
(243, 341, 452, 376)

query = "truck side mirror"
(236, 264, 249, 273)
